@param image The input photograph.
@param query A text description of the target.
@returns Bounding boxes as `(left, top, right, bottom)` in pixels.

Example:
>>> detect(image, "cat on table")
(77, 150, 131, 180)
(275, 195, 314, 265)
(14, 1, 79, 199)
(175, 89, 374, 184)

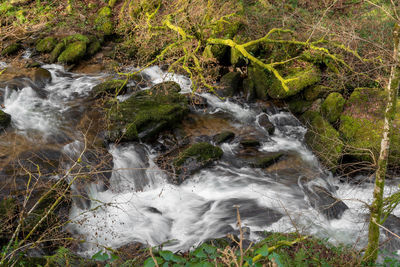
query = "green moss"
(214, 131, 235, 144)
(242, 78, 256, 101)
(95, 6, 114, 35)
(62, 34, 90, 45)
(87, 39, 101, 56)
(219, 72, 241, 97)
(108, 82, 188, 141)
(303, 85, 340, 101)
(268, 63, 321, 99)
(339, 88, 388, 163)
(92, 79, 126, 97)
(321, 92, 345, 124)
(251, 153, 284, 168)
(1, 43, 21, 56)
(36, 37, 57, 53)
(247, 64, 269, 100)
(57, 41, 87, 63)
(0, 110, 11, 129)
(49, 42, 65, 63)
(240, 139, 260, 147)
(287, 99, 313, 114)
(302, 111, 343, 170)
(174, 143, 223, 167)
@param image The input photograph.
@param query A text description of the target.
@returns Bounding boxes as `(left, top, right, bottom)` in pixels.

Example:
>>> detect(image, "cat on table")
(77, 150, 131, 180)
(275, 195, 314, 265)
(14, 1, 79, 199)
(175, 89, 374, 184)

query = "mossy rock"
(1, 43, 21, 56)
(300, 50, 340, 74)
(321, 92, 345, 124)
(240, 139, 260, 148)
(107, 81, 188, 142)
(0, 110, 11, 130)
(247, 64, 269, 100)
(174, 143, 223, 167)
(267, 62, 321, 99)
(35, 37, 57, 53)
(339, 88, 400, 166)
(302, 111, 343, 170)
(95, 6, 114, 35)
(214, 131, 235, 144)
(242, 78, 256, 101)
(218, 72, 242, 97)
(303, 85, 341, 101)
(92, 79, 126, 97)
(49, 42, 65, 63)
(203, 45, 230, 65)
(250, 153, 285, 168)
(57, 41, 87, 63)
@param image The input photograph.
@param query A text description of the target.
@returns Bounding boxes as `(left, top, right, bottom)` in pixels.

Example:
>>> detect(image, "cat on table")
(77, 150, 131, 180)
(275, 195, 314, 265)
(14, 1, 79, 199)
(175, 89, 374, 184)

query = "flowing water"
(1, 61, 399, 257)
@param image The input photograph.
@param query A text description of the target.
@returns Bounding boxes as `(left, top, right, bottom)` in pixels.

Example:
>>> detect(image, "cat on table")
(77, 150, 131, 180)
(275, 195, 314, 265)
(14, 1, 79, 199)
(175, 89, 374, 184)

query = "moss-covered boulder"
(173, 142, 223, 183)
(339, 88, 400, 167)
(62, 34, 90, 45)
(303, 85, 341, 101)
(57, 41, 87, 63)
(35, 37, 57, 53)
(107, 81, 188, 142)
(287, 99, 313, 115)
(267, 63, 321, 99)
(214, 131, 235, 144)
(250, 152, 285, 168)
(87, 39, 101, 56)
(92, 79, 126, 97)
(49, 43, 65, 63)
(1, 43, 21, 56)
(95, 6, 114, 35)
(247, 64, 269, 100)
(321, 92, 345, 124)
(218, 72, 242, 97)
(0, 110, 11, 130)
(302, 111, 343, 170)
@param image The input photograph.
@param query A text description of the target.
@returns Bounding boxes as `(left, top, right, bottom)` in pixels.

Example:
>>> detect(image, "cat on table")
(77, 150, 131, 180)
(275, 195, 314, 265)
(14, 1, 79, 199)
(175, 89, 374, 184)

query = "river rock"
(249, 152, 285, 168)
(107, 81, 188, 142)
(49, 42, 65, 63)
(91, 79, 126, 97)
(58, 41, 87, 63)
(173, 142, 223, 184)
(32, 67, 52, 88)
(321, 92, 345, 123)
(1, 43, 21, 56)
(214, 131, 235, 144)
(240, 139, 260, 148)
(218, 71, 242, 97)
(257, 113, 275, 135)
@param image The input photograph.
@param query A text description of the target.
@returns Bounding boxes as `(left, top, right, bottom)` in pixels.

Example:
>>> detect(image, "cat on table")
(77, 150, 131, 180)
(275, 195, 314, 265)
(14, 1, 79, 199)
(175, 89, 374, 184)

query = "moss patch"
(321, 92, 345, 123)
(95, 6, 114, 35)
(92, 79, 126, 97)
(49, 42, 65, 63)
(1, 43, 21, 56)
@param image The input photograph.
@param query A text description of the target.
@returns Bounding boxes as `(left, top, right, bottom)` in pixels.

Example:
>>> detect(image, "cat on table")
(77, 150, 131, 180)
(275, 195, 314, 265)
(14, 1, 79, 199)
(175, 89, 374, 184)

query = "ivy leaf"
(268, 252, 284, 267)
(255, 244, 269, 257)
(192, 248, 207, 259)
(144, 257, 165, 267)
(91, 251, 109, 261)
(160, 250, 174, 261)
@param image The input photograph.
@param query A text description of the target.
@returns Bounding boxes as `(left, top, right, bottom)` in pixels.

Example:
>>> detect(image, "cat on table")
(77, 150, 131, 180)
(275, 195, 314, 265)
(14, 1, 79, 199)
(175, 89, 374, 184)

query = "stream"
(0, 62, 399, 258)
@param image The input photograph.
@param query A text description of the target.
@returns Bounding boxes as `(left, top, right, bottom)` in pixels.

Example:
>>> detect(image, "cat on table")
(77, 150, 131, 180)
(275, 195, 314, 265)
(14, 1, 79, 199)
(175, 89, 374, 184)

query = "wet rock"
(257, 113, 274, 135)
(1, 43, 21, 56)
(91, 79, 126, 97)
(214, 131, 235, 144)
(287, 98, 312, 115)
(173, 142, 223, 184)
(321, 92, 345, 123)
(302, 111, 343, 170)
(0, 110, 11, 130)
(32, 67, 52, 88)
(250, 152, 285, 168)
(240, 139, 260, 148)
(247, 64, 269, 100)
(304, 85, 340, 101)
(86, 38, 101, 57)
(35, 37, 57, 53)
(218, 72, 242, 97)
(95, 6, 114, 35)
(107, 81, 188, 142)
(58, 41, 87, 63)
(49, 42, 65, 63)
(187, 94, 208, 110)
(242, 78, 256, 102)
(300, 177, 348, 220)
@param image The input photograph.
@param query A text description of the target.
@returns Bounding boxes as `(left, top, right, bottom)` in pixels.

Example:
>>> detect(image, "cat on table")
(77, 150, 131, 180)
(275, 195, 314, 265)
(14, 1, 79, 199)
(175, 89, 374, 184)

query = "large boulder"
(321, 92, 345, 123)
(218, 71, 242, 97)
(302, 111, 343, 170)
(107, 81, 188, 142)
(95, 6, 114, 35)
(339, 88, 400, 169)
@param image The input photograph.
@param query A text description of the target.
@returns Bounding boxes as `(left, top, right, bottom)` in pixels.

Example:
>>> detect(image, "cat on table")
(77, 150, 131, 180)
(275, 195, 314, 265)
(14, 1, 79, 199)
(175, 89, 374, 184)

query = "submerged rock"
(214, 131, 235, 144)
(107, 81, 188, 142)
(257, 113, 275, 135)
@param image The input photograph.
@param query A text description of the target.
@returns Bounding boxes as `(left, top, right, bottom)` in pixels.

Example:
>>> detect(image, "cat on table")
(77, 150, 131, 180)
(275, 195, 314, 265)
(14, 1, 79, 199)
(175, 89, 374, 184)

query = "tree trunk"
(362, 23, 400, 264)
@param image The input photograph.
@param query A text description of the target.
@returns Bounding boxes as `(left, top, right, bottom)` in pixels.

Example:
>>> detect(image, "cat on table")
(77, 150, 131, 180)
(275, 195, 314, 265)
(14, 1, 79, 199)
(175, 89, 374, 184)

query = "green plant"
(91, 250, 119, 266)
